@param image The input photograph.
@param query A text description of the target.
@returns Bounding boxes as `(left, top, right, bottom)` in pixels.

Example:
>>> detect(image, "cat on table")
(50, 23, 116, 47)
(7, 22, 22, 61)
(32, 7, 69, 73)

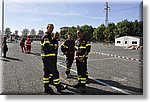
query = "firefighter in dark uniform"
(2, 36, 8, 58)
(74, 29, 91, 92)
(41, 24, 66, 94)
(52, 32, 60, 61)
(61, 33, 75, 78)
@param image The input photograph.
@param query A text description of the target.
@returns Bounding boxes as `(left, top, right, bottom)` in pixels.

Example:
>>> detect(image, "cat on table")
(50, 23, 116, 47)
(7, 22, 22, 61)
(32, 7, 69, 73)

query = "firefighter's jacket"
(61, 39, 75, 57)
(75, 38, 91, 58)
(40, 32, 56, 58)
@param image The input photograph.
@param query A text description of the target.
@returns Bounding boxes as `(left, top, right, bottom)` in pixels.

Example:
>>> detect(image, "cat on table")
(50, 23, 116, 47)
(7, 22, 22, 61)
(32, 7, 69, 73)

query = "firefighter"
(52, 32, 60, 62)
(41, 24, 67, 94)
(74, 29, 91, 92)
(26, 35, 31, 54)
(61, 33, 75, 78)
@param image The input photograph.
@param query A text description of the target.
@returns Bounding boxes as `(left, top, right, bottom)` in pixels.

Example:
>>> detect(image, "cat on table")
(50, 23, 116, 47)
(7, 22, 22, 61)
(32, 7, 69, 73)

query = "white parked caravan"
(115, 36, 143, 49)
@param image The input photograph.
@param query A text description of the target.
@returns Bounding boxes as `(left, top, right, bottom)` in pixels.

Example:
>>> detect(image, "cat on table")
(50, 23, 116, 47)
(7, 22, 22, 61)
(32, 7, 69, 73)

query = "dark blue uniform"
(41, 32, 65, 93)
(75, 38, 91, 86)
(61, 39, 75, 76)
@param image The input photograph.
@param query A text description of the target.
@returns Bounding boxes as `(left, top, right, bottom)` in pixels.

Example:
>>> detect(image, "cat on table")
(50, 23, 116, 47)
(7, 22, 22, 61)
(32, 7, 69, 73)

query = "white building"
(115, 36, 143, 49)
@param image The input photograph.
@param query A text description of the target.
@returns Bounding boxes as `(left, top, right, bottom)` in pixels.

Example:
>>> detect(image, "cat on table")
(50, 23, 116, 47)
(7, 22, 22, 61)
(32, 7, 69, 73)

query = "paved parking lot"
(0, 41, 143, 95)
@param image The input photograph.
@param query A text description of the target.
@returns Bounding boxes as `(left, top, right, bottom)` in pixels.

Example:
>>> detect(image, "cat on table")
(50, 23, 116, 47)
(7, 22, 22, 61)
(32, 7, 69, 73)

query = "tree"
(80, 25, 94, 40)
(30, 29, 36, 35)
(93, 24, 105, 42)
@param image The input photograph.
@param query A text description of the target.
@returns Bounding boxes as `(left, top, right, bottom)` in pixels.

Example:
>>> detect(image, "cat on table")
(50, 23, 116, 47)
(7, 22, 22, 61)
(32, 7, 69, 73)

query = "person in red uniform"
(26, 35, 32, 54)
(20, 37, 26, 53)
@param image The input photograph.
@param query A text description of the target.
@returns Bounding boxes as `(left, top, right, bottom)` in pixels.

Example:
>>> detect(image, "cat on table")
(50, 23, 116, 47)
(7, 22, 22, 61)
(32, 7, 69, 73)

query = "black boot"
(56, 84, 67, 93)
(73, 83, 82, 88)
(44, 83, 53, 93)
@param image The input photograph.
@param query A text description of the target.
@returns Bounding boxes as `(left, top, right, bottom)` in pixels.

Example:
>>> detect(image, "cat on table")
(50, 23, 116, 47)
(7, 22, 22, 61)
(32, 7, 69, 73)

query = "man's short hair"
(46, 23, 54, 29)
(67, 32, 72, 36)
(77, 29, 84, 34)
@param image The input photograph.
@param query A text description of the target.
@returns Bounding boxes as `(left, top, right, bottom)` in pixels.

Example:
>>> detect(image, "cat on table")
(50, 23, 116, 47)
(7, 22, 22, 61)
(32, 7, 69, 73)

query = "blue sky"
(0, 0, 142, 35)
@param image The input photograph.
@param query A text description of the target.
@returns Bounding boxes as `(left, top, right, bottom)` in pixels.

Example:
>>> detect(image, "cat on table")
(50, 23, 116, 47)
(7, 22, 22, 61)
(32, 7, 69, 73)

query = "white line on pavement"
(57, 62, 130, 95)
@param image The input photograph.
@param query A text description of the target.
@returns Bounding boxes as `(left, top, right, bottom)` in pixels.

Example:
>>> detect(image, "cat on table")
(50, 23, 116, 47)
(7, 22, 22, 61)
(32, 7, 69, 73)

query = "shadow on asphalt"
(88, 78, 143, 95)
(61, 82, 125, 95)
(0, 56, 22, 62)
(5, 57, 23, 61)
(30, 52, 41, 56)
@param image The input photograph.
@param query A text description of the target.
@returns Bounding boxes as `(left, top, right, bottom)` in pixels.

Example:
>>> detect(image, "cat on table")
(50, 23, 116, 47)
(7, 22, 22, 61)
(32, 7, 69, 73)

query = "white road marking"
(57, 62, 130, 95)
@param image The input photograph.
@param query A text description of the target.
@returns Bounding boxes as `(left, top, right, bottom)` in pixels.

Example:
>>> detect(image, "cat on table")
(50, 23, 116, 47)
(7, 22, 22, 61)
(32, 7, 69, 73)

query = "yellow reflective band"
(53, 81, 60, 85)
(78, 78, 81, 80)
(61, 44, 68, 48)
(49, 74, 53, 77)
(43, 81, 49, 83)
(86, 44, 91, 46)
(40, 41, 54, 46)
(53, 78, 60, 82)
(81, 78, 86, 81)
(79, 46, 86, 49)
(43, 78, 49, 80)
(81, 81, 86, 83)
(41, 53, 56, 57)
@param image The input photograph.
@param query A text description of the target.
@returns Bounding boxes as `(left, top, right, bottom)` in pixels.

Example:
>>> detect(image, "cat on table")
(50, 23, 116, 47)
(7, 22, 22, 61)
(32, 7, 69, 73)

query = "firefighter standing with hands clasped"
(74, 29, 91, 93)
(40, 24, 67, 94)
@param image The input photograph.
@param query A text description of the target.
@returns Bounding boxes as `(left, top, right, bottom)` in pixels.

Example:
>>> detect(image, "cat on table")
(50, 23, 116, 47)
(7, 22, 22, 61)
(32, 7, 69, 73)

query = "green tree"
(93, 24, 105, 42)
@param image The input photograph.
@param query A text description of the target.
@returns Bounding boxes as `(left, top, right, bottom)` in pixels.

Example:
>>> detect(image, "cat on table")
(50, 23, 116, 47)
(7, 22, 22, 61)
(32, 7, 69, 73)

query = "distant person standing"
(2, 36, 8, 58)
(61, 33, 75, 78)
(26, 35, 32, 54)
(20, 37, 26, 53)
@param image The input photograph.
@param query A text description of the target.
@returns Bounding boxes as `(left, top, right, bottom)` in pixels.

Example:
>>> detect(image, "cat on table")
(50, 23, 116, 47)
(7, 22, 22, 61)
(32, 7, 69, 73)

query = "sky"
(0, 0, 142, 35)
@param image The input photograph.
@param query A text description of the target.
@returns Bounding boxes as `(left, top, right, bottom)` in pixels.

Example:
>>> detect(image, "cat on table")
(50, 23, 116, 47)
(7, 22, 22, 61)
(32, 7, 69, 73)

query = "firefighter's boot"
(44, 83, 53, 93)
(56, 84, 67, 93)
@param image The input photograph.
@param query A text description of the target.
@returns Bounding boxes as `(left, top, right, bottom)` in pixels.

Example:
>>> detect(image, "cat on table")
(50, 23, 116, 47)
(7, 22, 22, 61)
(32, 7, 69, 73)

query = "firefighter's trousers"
(42, 57, 60, 86)
(76, 58, 88, 86)
(65, 56, 74, 74)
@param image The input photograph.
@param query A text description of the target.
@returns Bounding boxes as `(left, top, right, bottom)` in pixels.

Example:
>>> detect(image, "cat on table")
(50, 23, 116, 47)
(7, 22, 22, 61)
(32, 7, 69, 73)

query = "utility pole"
(104, 2, 110, 27)
(1, 0, 4, 56)
(104, 2, 110, 44)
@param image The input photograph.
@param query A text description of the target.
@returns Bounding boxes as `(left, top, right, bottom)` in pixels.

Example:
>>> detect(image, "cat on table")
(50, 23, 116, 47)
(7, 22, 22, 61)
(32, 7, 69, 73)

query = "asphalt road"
(0, 41, 143, 95)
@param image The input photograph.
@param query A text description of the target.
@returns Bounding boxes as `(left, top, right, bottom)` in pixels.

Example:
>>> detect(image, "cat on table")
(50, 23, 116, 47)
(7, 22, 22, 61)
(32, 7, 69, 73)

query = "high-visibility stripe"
(53, 78, 60, 82)
(53, 78, 60, 85)
(61, 44, 68, 48)
(43, 81, 49, 83)
(43, 78, 49, 80)
(53, 81, 60, 85)
(86, 71, 89, 76)
(75, 46, 86, 49)
(86, 44, 91, 46)
(41, 53, 56, 57)
(40, 41, 54, 46)
(49, 74, 53, 78)
(81, 81, 86, 83)
(81, 78, 86, 80)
